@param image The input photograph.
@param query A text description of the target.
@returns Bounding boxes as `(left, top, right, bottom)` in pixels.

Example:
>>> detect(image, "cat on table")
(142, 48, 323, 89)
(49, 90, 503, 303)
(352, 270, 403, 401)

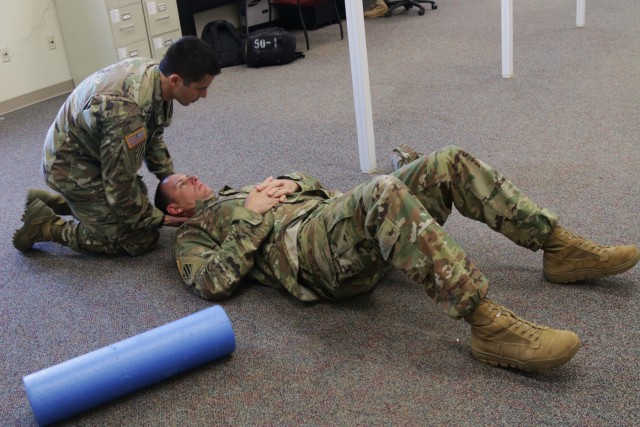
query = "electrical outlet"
(1, 47, 9, 62)
(47, 35, 56, 50)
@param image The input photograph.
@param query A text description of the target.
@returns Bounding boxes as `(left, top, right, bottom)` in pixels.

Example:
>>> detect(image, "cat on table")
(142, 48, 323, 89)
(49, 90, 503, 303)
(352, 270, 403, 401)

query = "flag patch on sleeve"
(125, 128, 147, 149)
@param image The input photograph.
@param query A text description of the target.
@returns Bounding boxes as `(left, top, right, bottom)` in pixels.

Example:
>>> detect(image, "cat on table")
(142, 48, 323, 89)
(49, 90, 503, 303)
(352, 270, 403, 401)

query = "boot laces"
(488, 301, 545, 341)
(559, 228, 608, 254)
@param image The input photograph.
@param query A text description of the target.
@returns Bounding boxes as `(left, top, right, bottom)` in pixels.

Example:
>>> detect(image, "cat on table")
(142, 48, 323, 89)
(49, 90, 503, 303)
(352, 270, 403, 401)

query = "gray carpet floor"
(1, 0, 639, 425)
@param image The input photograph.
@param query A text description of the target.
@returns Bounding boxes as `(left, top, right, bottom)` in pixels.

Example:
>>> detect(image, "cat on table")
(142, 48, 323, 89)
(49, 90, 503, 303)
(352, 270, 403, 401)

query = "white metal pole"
(501, 0, 513, 78)
(576, 0, 586, 27)
(344, 0, 377, 173)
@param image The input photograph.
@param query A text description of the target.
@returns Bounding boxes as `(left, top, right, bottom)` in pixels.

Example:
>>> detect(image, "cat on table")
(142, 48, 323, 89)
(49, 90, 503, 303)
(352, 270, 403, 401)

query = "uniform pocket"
(327, 214, 365, 258)
(376, 218, 401, 261)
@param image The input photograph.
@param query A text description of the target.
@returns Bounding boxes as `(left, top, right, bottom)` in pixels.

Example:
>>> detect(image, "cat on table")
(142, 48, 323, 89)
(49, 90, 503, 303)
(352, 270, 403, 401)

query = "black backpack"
(200, 20, 245, 68)
(243, 27, 304, 68)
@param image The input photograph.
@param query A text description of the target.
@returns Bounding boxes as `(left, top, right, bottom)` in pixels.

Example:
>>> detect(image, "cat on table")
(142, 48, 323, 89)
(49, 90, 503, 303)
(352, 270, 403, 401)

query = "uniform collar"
(153, 66, 173, 126)
(195, 194, 217, 213)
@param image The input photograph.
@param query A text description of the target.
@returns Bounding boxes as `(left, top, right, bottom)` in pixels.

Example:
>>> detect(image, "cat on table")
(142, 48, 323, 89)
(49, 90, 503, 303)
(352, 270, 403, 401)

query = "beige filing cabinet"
(55, 0, 181, 86)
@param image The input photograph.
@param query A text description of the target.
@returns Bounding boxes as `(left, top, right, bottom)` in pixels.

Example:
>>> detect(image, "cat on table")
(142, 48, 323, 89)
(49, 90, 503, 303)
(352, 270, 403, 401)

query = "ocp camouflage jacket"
(174, 172, 344, 301)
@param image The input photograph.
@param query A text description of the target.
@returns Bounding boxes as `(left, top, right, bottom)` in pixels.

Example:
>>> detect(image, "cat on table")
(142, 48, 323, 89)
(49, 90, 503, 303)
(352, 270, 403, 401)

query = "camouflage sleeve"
(278, 172, 343, 197)
(175, 208, 275, 300)
(144, 128, 175, 180)
(277, 172, 324, 191)
(96, 99, 164, 230)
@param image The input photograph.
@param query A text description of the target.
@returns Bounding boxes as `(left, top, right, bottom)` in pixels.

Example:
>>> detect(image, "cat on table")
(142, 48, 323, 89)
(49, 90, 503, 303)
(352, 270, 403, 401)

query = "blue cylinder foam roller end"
(23, 306, 236, 426)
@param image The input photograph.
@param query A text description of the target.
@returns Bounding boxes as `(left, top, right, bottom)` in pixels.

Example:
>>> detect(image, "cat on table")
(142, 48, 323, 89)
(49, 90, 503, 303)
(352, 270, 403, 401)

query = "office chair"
(267, 0, 344, 50)
(384, 0, 436, 16)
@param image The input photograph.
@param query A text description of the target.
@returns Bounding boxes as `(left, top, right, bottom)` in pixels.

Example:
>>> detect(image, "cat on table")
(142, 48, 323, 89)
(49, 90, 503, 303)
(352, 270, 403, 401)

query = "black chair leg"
(270, 0, 343, 50)
(296, 3, 310, 50)
(332, 0, 344, 40)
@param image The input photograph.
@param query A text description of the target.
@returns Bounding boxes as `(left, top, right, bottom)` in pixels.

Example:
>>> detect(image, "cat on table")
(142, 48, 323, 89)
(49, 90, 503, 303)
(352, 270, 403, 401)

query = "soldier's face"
(172, 74, 215, 106)
(162, 174, 214, 217)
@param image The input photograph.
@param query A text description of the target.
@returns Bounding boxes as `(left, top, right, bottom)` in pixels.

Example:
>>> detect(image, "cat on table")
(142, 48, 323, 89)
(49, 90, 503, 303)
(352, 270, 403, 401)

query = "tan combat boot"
(543, 225, 640, 284)
(364, 0, 389, 18)
(26, 188, 72, 216)
(13, 199, 68, 252)
(465, 299, 580, 373)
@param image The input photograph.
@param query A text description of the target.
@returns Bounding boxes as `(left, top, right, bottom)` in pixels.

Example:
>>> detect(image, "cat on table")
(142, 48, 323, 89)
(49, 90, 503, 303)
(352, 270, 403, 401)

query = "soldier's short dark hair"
(159, 36, 221, 85)
(154, 180, 170, 215)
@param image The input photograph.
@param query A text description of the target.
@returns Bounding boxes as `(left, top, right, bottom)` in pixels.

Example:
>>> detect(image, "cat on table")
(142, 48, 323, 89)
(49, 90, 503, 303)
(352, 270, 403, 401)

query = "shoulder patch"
(177, 257, 206, 285)
(125, 127, 147, 149)
(176, 259, 192, 280)
(181, 263, 193, 280)
(135, 145, 145, 164)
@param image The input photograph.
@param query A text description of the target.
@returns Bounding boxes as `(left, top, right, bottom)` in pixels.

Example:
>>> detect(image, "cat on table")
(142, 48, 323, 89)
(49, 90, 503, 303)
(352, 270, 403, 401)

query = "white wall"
(0, 0, 71, 104)
(0, 0, 241, 107)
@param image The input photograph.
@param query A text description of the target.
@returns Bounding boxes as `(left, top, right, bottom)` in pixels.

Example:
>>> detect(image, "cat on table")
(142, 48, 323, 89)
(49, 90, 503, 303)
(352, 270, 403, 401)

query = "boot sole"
(544, 250, 640, 284)
(12, 230, 31, 252)
(471, 340, 581, 373)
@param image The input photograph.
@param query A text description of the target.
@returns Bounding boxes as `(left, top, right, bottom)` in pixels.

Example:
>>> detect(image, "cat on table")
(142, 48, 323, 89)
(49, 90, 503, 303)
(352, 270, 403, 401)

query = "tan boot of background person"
(26, 188, 72, 216)
(13, 199, 68, 252)
(465, 299, 580, 373)
(364, 0, 388, 18)
(543, 225, 640, 283)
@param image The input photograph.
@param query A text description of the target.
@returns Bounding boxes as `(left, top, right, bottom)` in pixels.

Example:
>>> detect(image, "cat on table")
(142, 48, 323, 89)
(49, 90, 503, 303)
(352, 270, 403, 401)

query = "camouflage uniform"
(43, 58, 174, 256)
(175, 146, 558, 318)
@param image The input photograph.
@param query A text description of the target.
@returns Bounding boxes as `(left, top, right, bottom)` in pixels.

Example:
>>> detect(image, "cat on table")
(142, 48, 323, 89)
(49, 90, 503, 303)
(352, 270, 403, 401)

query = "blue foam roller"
(23, 306, 235, 426)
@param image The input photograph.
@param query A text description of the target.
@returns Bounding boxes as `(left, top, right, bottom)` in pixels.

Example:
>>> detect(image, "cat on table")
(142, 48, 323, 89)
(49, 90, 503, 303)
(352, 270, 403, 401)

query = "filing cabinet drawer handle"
(120, 24, 136, 32)
(155, 15, 170, 21)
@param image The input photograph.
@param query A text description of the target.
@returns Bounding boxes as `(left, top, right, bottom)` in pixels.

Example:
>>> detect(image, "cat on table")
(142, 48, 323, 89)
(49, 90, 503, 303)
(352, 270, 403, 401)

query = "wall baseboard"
(0, 80, 75, 116)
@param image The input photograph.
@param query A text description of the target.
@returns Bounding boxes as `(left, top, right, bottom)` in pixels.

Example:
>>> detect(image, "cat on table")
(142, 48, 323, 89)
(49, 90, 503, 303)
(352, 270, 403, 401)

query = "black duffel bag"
(243, 27, 304, 68)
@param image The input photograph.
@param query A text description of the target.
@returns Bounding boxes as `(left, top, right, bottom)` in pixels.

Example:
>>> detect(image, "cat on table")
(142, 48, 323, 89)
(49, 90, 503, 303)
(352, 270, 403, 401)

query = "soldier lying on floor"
(38, 145, 640, 373)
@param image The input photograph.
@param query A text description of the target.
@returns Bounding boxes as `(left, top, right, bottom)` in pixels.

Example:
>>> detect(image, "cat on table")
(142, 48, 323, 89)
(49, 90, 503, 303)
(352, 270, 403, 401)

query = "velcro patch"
(125, 127, 147, 149)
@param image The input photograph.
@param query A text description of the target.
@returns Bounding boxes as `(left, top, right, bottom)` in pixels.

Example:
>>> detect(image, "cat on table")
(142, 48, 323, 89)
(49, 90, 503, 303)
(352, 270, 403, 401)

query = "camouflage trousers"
(298, 145, 558, 318)
(44, 175, 158, 256)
